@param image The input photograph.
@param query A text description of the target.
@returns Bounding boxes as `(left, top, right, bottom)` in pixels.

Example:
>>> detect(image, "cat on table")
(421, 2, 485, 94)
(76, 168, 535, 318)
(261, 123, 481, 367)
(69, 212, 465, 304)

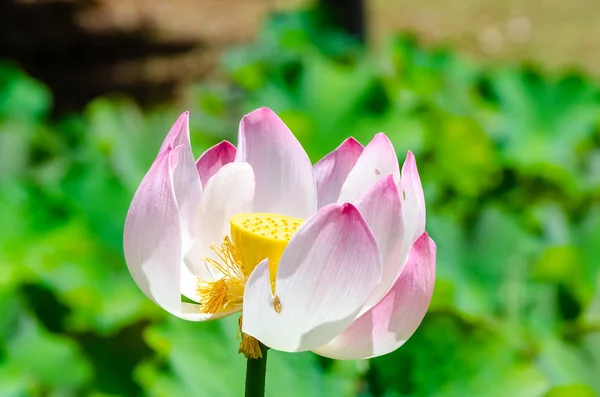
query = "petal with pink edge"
(357, 175, 404, 311)
(400, 151, 426, 249)
(196, 140, 237, 188)
(314, 137, 363, 209)
(124, 148, 181, 315)
(242, 203, 382, 352)
(193, 162, 254, 276)
(124, 146, 208, 321)
(235, 107, 316, 218)
(338, 133, 400, 204)
(160, 111, 189, 152)
(159, 112, 202, 248)
(313, 232, 436, 359)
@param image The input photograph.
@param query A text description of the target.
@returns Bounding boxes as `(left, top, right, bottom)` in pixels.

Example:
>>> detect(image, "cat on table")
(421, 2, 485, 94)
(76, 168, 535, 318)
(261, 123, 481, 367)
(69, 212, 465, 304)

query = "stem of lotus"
(244, 342, 268, 397)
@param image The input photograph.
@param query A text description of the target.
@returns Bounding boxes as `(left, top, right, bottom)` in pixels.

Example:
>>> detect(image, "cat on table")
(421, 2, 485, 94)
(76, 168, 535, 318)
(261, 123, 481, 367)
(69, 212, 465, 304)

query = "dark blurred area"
(0, 0, 284, 112)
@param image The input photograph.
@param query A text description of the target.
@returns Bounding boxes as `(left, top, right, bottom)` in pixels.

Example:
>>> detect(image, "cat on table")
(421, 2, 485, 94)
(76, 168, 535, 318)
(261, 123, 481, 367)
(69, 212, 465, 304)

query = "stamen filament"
(197, 236, 247, 314)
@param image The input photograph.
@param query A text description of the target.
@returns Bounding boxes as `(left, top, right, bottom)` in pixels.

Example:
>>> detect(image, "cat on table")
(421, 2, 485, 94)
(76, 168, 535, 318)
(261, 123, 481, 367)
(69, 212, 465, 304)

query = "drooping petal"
(159, 112, 202, 249)
(123, 146, 188, 317)
(192, 162, 254, 276)
(313, 232, 436, 359)
(313, 137, 363, 209)
(400, 151, 426, 247)
(196, 140, 237, 188)
(242, 203, 382, 352)
(357, 175, 404, 311)
(235, 107, 316, 218)
(338, 133, 401, 204)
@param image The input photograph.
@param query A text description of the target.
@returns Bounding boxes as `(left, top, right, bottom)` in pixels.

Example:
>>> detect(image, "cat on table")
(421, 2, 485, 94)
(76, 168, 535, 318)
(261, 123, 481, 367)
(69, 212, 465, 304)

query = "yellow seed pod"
(230, 213, 304, 281)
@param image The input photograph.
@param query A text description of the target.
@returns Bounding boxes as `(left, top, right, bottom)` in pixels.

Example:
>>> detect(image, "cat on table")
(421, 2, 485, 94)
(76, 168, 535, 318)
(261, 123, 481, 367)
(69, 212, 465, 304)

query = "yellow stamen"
(238, 316, 263, 359)
(197, 214, 303, 338)
(230, 213, 304, 282)
(197, 236, 247, 314)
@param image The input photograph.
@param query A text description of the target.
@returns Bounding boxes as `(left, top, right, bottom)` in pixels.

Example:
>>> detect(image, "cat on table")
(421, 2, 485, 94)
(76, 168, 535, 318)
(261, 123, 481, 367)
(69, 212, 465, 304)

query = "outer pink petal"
(357, 175, 404, 311)
(313, 232, 436, 359)
(313, 137, 364, 209)
(242, 203, 382, 352)
(159, 112, 202, 249)
(196, 140, 236, 188)
(124, 148, 181, 314)
(159, 112, 189, 153)
(400, 151, 426, 250)
(338, 133, 401, 204)
(191, 162, 254, 277)
(124, 147, 209, 321)
(235, 107, 316, 218)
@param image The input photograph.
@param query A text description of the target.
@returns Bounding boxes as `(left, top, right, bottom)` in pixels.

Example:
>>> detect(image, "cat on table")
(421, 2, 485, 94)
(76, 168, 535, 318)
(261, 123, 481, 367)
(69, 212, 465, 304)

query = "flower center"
(196, 213, 304, 358)
(229, 213, 303, 282)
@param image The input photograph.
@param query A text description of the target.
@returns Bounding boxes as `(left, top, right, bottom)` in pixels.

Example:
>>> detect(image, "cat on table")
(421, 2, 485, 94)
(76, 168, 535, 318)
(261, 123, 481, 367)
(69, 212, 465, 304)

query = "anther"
(273, 296, 282, 313)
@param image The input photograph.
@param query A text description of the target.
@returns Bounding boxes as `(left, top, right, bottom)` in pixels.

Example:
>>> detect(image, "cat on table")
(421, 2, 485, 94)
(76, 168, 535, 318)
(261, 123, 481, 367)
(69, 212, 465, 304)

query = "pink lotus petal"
(159, 112, 202, 249)
(356, 175, 404, 311)
(124, 146, 190, 318)
(160, 112, 189, 152)
(242, 203, 382, 352)
(400, 151, 426, 251)
(196, 140, 237, 188)
(338, 133, 400, 204)
(235, 107, 316, 218)
(313, 232, 436, 359)
(313, 137, 364, 209)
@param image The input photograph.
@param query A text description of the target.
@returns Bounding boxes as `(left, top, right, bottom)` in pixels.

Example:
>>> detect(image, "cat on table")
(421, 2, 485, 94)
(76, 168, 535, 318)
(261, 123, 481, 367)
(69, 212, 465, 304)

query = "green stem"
(244, 343, 268, 397)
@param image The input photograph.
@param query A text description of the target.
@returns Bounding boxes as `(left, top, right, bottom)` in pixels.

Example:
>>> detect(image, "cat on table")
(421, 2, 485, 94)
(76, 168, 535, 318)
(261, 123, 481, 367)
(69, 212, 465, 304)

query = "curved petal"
(196, 140, 237, 188)
(124, 146, 193, 318)
(242, 203, 382, 352)
(400, 151, 426, 248)
(313, 232, 436, 359)
(314, 137, 363, 209)
(235, 107, 316, 218)
(192, 162, 255, 277)
(338, 133, 401, 204)
(357, 175, 404, 311)
(159, 112, 202, 249)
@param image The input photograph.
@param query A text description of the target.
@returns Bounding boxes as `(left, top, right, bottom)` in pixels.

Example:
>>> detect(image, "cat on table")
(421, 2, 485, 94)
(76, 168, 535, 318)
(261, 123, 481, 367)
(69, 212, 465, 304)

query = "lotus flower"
(124, 107, 435, 360)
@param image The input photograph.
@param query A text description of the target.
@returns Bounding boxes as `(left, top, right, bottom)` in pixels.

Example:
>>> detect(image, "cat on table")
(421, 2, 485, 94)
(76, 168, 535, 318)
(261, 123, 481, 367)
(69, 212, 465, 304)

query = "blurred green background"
(1, 3, 600, 397)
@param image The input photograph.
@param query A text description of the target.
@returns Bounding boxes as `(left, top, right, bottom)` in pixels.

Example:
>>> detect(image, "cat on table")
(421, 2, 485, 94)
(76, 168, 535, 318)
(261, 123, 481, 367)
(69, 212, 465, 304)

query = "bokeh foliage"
(1, 10, 599, 397)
